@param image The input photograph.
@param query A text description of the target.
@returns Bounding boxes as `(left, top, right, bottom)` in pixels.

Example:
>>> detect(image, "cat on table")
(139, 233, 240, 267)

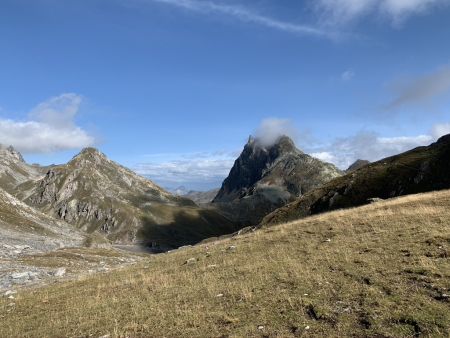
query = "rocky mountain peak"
(0, 145, 25, 163)
(70, 147, 109, 167)
(213, 134, 342, 210)
(246, 135, 298, 153)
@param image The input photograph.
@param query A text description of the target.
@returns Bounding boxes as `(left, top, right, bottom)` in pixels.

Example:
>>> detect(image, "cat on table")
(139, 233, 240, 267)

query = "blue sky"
(1, 0, 450, 190)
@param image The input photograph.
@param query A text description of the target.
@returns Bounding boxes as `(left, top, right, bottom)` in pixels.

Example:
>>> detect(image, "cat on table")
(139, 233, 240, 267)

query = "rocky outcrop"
(212, 136, 343, 225)
(262, 134, 450, 226)
(0, 145, 47, 195)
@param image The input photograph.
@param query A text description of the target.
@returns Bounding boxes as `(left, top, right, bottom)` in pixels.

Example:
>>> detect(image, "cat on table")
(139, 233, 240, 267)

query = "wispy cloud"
(341, 69, 355, 81)
(0, 93, 95, 153)
(254, 118, 300, 147)
(314, 0, 450, 26)
(147, 0, 334, 38)
(385, 66, 450, 110)
(431, 122, 450, 139)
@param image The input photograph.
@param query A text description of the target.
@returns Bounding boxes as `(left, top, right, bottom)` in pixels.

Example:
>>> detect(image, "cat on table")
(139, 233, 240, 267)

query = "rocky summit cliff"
(263, 133, 450, 226)
(212, 135, 342, 225)
(0, 145, 47, 195)
(0, 147, 236, 250)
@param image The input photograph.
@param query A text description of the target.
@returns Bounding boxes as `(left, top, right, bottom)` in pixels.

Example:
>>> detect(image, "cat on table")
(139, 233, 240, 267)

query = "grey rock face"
(212, 135, 343, 225)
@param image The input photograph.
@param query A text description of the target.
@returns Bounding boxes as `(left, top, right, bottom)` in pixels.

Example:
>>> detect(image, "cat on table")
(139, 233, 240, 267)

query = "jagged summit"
(212, 135, 342, 224)
(246, 135, 299, 153)
(0, 144, 25, 163)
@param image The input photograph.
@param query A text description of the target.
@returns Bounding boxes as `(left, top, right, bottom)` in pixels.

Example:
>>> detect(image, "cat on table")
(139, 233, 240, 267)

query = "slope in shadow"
(137, 208, 238, 252)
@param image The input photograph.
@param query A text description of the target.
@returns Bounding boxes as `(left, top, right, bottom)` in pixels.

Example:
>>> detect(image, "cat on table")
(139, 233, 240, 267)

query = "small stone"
(227, 245, 236, 251)
(53, 268, 66, 277)
(216, 293, 224, 297)
(185, 258, 197, 265)
(303, 293, 308, 296)
(324, 239, 331, 242)
(257, 325, 264, 330)
(305, 326, 310, 330)
(8, 295, 14, 299)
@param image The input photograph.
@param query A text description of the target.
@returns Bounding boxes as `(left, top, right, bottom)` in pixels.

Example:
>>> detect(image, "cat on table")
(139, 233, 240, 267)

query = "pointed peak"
(246, 134, 297, 150)
(70, 147, 108, 166)
(0, 144, 24, 162)
(78, 147, 103, 156)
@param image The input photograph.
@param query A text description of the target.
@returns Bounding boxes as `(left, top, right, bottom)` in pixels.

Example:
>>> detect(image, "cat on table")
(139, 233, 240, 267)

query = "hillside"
(1, 147, 237, 250)
(0, 185, 88, 289)
(212, 136, 342, 225)
(263, 134, 450, 227)
(1, 189, 449, 337)
(25, 148, 238, 249)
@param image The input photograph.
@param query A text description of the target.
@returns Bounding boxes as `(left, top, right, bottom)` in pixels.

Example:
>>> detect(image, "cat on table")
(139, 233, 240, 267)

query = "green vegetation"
(2, 190, 449, 337)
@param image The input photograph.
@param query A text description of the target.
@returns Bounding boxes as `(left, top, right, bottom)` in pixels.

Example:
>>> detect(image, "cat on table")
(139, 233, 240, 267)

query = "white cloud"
(431, 122, 450, 139)
(341, 69, 355, 81)
(314, 0, 449, 25)
(148, 0, 333, 38)
(254, 118, 299, 147)
(134, 151, 236, 190)
(385, 66, 450, 110)
(310, 151, 338, 163)
(0, 93, 95, 154)
(309, 129, 447, 169)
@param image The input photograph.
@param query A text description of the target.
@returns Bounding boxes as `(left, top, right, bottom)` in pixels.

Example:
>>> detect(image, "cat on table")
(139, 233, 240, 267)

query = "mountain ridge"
(212, 135, 343, 225)
(262, 133, 450, 226)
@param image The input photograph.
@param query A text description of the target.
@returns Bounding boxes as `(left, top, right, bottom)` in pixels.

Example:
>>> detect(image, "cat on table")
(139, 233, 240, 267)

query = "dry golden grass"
(1, 190, 450, 337)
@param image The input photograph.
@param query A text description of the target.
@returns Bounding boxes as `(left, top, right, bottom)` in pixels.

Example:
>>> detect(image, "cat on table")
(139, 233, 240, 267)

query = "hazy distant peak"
(346, 159, 370, 173)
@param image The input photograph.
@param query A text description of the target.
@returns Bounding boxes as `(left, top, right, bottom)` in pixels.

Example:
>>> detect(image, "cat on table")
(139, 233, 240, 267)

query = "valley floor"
(1, 190, 450, 337)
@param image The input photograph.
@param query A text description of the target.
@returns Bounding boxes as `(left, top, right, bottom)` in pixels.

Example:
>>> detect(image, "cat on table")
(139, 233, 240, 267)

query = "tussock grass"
(1, 190, 450, 337)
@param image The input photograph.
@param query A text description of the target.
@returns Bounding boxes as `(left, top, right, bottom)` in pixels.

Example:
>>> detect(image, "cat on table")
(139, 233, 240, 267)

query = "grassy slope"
(1, 190, 450, 337)
(263, 136, 450, 227)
